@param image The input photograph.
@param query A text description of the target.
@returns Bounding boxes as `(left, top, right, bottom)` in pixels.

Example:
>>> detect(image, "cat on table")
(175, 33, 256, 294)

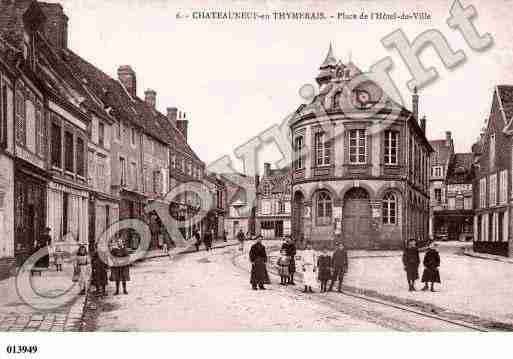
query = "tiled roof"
(259, 167, 291, 194)
(63, 50, 202, 162)
(429, 139, 452, 166)
(446, 153, 474, 184)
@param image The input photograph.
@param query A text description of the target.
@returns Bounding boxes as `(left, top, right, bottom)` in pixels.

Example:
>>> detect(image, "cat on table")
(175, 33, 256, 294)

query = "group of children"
(276, 242, 348, 293)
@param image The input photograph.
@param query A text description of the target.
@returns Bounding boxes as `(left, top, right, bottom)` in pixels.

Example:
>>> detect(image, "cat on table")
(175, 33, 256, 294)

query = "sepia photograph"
(0, 0, 512, 355)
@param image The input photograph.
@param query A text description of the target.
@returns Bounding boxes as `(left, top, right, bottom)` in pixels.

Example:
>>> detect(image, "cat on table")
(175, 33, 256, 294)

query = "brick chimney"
(117, 65, 136, 98)
(144, 89, 156, 109)
(176, 113, 188, 142)
(420, 116, 426, 134)
(412, 86, 419, 121)
(40, 3, 68, 50)
(264, 163, 271, 177)
(446, 131, 452, 146)
(167, 107, 177, 123)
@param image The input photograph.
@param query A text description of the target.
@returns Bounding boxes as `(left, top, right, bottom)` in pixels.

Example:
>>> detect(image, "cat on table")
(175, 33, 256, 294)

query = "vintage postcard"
(0, 0, 512, 355)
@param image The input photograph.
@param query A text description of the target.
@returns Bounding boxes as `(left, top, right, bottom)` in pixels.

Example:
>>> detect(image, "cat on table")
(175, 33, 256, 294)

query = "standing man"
(329, 242, 348, 292)
(249, 236, 267, 290)
(237, 229, 245, 252)
(402, 239, 420, 291)
(203, 229, 213, 251)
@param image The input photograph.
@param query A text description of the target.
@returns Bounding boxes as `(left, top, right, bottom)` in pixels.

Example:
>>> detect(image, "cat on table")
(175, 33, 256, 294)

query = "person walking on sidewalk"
(329, 242, 348, 292)
(317, 248, 332, 293)
(35, 227, 52, 269)
(402, 239, 420, 291)
(301, 242, 317, 293)
(110, 240, 130, 295)
(421, 243, 441, 292)
(249, 236, 267, 290)
(75, 244, 90, 295)
(237, 229, 245, 252)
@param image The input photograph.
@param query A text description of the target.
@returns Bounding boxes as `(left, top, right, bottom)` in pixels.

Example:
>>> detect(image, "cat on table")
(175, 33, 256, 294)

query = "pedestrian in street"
(402, 239, 420, 291)
(282, 236, 297, 285)
(237, 229, 245, 252)
(329, 242, 348, 292)
(91, 247, 108, 297)
(75, 244, 90, 295)
(317, 248, 332, 293)
(301, 242, 317, 293)
(54, 242, 64, 272)
(276, 249, 290, 285)
(223, 230, 228, 242)
(110, 240, 130, 295)
(421, 243, 441, 292)
(203, 230, 213, 251)
(193, 228, 202, 252)
(35, 227, 52, 269)
(249, 236, 267, 290)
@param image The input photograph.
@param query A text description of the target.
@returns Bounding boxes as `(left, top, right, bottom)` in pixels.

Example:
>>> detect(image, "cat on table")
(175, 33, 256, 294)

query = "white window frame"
(294, 135, 304, 170)
(349, 129, 367, 164)
(382, 193, 397, 225)
(489, 173, 497, 207)
(384, 130, 398, 165)
(314, 132, 330, 166)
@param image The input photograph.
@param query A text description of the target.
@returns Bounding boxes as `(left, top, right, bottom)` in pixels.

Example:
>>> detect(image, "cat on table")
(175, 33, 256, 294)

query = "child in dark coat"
(91, 250, 109, 296)
(317, 248, 332, 293)
(422, 243, 441, 292)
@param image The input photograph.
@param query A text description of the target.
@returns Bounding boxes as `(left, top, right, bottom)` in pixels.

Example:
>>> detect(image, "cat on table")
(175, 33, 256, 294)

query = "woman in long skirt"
(301, 243, 317, 293)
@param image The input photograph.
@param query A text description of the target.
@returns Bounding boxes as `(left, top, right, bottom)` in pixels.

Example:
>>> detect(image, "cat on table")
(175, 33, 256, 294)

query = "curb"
(137, 241, 240, 262)
(462, 248, 513, 264)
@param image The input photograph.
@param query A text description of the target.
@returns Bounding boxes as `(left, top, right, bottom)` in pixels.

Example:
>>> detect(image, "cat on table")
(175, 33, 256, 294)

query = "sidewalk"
(266, 246, 513, 330)
(0, 239, 240, 332)
(0, 260, 86, 332)
(138, 239, 240, 262)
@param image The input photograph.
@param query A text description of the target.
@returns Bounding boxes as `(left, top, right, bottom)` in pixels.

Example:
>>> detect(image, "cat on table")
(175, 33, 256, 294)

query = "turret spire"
(320, 43, 337, 69)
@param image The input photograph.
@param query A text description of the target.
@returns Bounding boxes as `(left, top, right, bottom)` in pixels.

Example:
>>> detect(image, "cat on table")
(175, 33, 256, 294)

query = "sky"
(58, 0, 513, 172)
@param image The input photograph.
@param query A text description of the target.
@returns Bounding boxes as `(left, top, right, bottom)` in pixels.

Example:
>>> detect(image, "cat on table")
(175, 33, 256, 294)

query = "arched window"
(316, 191, 332, 226)
(383, 193, 397, 225)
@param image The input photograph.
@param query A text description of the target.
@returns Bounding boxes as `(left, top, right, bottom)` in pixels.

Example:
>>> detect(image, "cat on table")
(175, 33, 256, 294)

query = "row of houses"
(0, 0, 226, 279)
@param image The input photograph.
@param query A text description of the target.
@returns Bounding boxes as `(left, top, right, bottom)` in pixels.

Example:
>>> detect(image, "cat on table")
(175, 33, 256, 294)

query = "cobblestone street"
(83, 242, 477, 331)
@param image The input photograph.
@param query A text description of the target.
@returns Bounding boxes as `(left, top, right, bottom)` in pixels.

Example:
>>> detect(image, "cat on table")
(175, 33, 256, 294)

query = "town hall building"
(289, 45, 433, 249)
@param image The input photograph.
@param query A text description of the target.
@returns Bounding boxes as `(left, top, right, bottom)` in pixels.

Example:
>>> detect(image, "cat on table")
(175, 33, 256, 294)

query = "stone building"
(203, 172, 226, 238)
(289, 46, 432, 249)
(473, 85, 513, 257)
(0, 0, 208, 276)
(255, 163, 291, 239)
(0, 36, 16, 279)
(429, 132, 474, 242)
(221, 173, 256, 239)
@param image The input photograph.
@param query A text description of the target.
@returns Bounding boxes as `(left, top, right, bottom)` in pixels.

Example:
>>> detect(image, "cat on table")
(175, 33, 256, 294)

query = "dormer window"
(489, 133, 496, 168)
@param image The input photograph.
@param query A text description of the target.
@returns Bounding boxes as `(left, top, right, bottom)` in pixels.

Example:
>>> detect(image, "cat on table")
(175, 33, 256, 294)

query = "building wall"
(474, 90, 512, 256)
(0, 70, 15, 279)
(291, 114, 430, 249)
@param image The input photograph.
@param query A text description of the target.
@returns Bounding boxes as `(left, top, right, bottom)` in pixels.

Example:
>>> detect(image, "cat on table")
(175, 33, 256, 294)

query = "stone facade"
(289, 46, 432, 249)
(473, 85, 513, 257)
(255, 163, 291, 239)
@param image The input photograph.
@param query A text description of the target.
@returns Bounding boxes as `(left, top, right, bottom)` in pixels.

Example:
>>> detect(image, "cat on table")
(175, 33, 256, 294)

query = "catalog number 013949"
(6, 345, 38, 354)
